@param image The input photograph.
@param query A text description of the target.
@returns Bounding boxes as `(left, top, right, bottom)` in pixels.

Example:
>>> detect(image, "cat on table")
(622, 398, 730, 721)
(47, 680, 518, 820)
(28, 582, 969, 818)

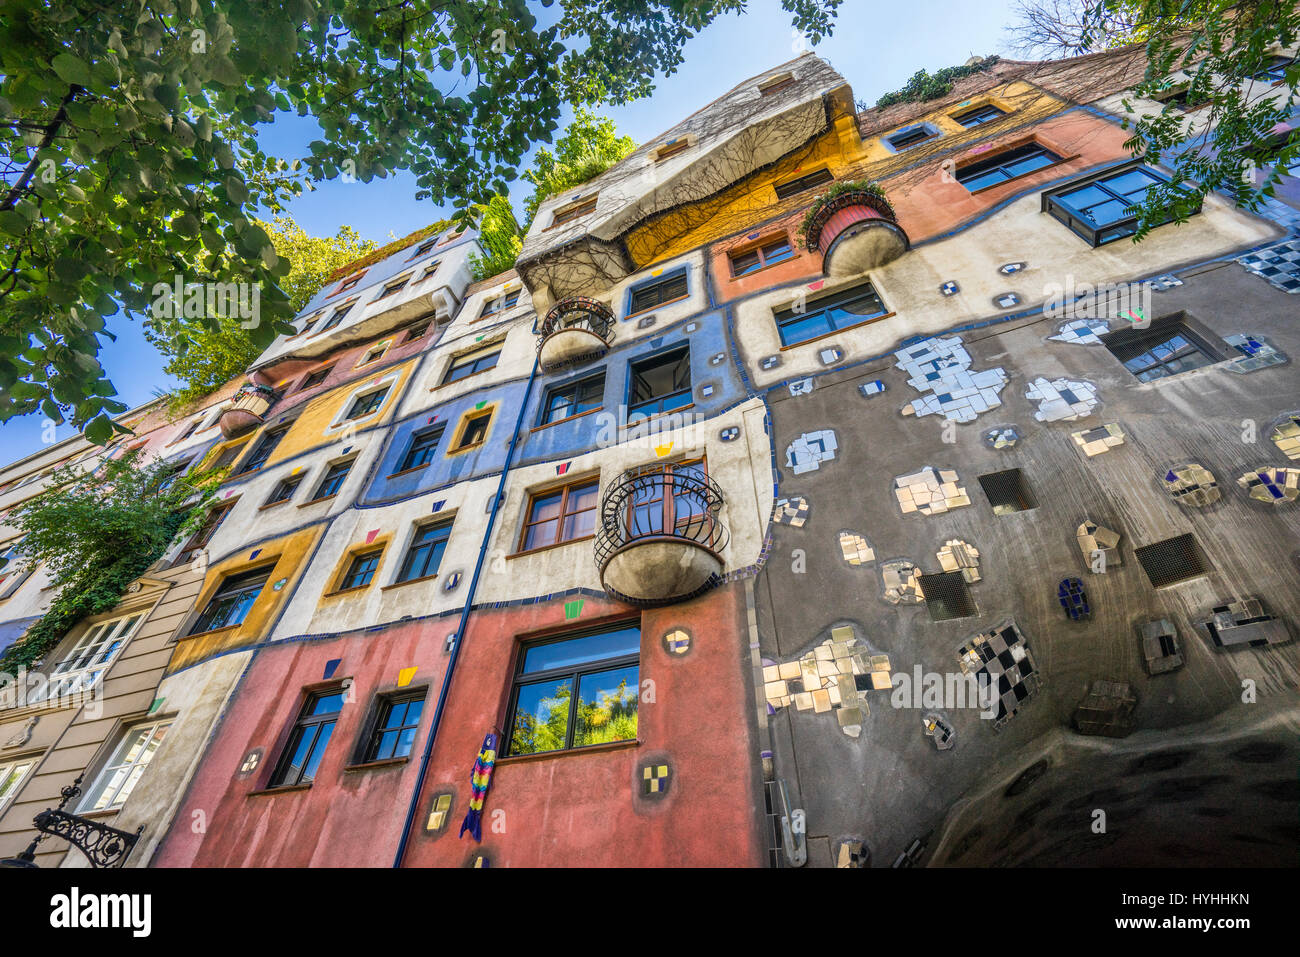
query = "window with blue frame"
(951, 104, 1006, 128)
(628, 270, 688, 314)
(540, 373, 605, 426)
(397, 424, 445, 472)
(955, 143, 1061, 191)
(1042, 164, 1194, 246)
(627, 346, 691, 417)
(773, 281, 889, 347)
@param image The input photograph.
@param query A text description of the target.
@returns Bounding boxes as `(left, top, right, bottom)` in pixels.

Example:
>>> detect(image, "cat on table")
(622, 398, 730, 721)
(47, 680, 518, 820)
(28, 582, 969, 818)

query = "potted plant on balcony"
(798, 179, 908, 275)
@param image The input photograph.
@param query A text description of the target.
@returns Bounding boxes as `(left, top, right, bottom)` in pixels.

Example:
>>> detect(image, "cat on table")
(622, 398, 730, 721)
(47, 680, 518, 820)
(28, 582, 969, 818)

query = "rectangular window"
(956, 143, 1061, 191)
(175, 418, 202, 442)
(189, 566, 272, 635)
(505, 623, 641, 757)
(774, 167, 834, 200)
(299, 366, 332, 391)
(442, 346, 501, 384)
(235, 425, 288, 475)
(479, 289, 520, 318)
(628, 346, 692, 417)
(209, 442, 247, 473)
(409, 238, 438, 260)
(551, 197, 597, 227)
(404, 319, 432, 342)
(952, 104, 1006, 127)
(172, 501, 234, 567)
(519, 478, 599, 552)
(759, 74, 795, 96)
(1044, 164, 1192, 246)
(397, 425, 445, 472)
(346, 387, 389, 420)
(335, 273, 364, 294)
(78, 721, 171, 812)
(312, 459, 354, 500)
(419, 261, 441, 281)
(318, 300, 355, 332)
(888, 126, 937, 150)
(452, 411, 491, 451)
(270, 690, 346, 787)
(655, 139, 690, 162)
(265, 475, 302, 506)
(1252, 55, 1294, 82)
(396, 520, 452, 583)
(339, 550, 383, 590)
(729, 236, 794, 277)
(0, 759, 34, 810)
(629, 272, 688, 314)
(376, 274, 411, 300)
(540, 373, 605, 426)
(626, 459, 712, 537)
(1101, 318, 1222, 382)
(773, 281, 889, 347)
(363, 693, 425, 762)
(38, 613, 142, 702)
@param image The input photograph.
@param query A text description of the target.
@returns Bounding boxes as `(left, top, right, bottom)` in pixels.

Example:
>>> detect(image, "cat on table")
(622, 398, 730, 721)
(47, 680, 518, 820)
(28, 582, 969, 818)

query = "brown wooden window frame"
(516, 476, 601, 554)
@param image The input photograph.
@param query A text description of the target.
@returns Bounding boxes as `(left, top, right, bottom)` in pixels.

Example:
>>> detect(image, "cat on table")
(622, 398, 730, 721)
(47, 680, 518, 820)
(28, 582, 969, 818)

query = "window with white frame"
(78, 720, 172, 812)
(0, 758, 34, 809)
(37, 613, 143, 703)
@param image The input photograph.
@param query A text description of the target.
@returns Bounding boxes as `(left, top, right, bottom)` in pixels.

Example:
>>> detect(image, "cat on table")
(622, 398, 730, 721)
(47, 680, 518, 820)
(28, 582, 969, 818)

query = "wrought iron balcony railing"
(536, 295, 615, 371)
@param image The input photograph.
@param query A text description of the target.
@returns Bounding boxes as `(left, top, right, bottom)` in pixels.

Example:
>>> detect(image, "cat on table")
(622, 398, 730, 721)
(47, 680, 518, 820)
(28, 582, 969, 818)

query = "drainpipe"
(392, 354, 541, 868)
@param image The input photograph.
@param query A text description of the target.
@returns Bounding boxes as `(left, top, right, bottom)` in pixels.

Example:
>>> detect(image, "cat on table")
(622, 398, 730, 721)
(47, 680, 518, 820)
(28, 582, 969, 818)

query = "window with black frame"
(235, 425, 288, 475)
(442, 345, 501, 384)
(505, 623, 641, 757)
(955, 143, 1061, 191)
(338, 549, 383, 590)
(188, 565, 272, 635)
(773, 281, 889, 347)
(362, 693, 425, 762)
(628, 346, 691, 417)
(1043, 164, 1191, 246)
(397, 424, 445, 472)
(346, 386, 389, 420)
(952, 104, 1006, 127)
(396, 520, 452, 583)
(311, 459, 354, 500)
(629, 271, 688, 314)
(270, 689, 346, 787)
(264, 475, 302, 506)
(540, 373, 605, 426)
(888, 126, 937, 150)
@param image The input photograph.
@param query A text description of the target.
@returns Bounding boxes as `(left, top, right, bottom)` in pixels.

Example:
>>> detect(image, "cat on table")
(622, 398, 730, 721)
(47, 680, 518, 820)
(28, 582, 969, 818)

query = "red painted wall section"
(710, 211, 824, 304)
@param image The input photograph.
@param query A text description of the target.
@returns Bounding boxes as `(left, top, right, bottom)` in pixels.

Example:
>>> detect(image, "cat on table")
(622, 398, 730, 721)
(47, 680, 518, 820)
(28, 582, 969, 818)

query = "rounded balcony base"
(599, 538, 724, 607)
(218, 408, 263, 439)
(822, 219, 909, 277)
(539, 327, 610, 372)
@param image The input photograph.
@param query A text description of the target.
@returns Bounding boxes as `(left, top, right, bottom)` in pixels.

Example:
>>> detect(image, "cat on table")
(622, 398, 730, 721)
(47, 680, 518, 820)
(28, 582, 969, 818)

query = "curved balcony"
(595, 464, 729, 607)
(218, 379, 278, 439)
(536, 296, 615, 372)
(805, 188, 909, 277)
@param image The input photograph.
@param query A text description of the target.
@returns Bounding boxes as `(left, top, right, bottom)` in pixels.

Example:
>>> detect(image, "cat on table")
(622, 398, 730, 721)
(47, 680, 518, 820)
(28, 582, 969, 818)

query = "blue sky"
(2, 0, 1021, 462)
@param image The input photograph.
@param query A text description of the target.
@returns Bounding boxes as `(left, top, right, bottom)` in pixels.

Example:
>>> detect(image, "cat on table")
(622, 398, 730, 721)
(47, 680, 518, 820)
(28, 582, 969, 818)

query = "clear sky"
(1, 0, 1022, 463)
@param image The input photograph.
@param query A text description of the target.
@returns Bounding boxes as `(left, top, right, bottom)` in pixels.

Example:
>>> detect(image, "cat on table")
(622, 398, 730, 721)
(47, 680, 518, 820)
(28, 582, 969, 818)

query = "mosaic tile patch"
(1163, 464, 1221, 507)
(719, 426, 740, 442)
(760, 354, 781, 371)
(940, 280, 960, 297)
(710, 352, 726, 366)
(839, 531, 876, 566)
(426, 794, 453, 832)
(1201, 597, 1293, 648)
(1073, 680, 1137, 737)
(1147, 274, 1184, 292)
(955, 620, 1041, 729)
(1026, 376, 1100, 422)
(1237, 238, 1300, 294)
(881, 559, 924, 604)
(1270, 414, 1300, 459)
(1049, 318, 1111, 346)
(1237, 467, 1300, 504)
(984, 426, 1020, 449)
(1140, 618, 1183, 675)
(761, 625, 892, 738)
(994, 292, 1022, 309)
(895, 335, 1009, 424)
(922, 712, 956, 750)
(1072, 422, 1125, 457)
(642, 763, 671, 795)
(836, 839, 870, 867)
(773, 496, 810, 527)
(1224, 333, 1287, 373)
(818, 346, 844, 365)
(893, 466, 972, 516)
(1058, 577, 1092, 621)
(786, 430, 838, 474)
(1000, 261, 1026, 275)
(1077, 520, 1122, 569)
(859, 379, 886, 398)
(637, 314, 657, 329)
(788, 378, 814, 397)
(663, 629, 691, 655)
(936, 539, 981, 583)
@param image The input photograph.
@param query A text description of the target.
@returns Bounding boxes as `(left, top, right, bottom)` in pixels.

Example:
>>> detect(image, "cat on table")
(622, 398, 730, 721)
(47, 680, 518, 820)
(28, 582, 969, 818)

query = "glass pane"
(523, 519, 559, 550)
(568, 483, 599, 512)
(300, 722, 335, 782)
(1059, 184, 1110, 212)
(763, 239, 794, 264)
(376, 730, 399, 761)
(521, 625, 641, 674)
(1105, 168, 1160, 197)
(960, 168, 1007, 191)
(777, 312, 833, 346)
(278, 726, 315, 784)
(731, 250, 762, 275)
(529, 492, 563, 522)
(562, 509, 596, 541)
(395, 727, 417, 758)
(508, 678, 572, 755)
(1003, 150, 1054, 177)
(311, 692, 346, 715)
(1080, 198, 1128, 226)
(573, 665, 640, 748)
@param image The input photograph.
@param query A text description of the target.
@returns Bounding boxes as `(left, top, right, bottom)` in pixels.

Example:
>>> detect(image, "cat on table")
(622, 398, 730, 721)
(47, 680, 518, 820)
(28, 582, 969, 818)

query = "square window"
(312, 459, 354, 500)
(37, 612, 142, 702)
(172, 501, 234, 567)
(398, 425, 445, 472)
(346, 387, 389, 420)
(299, 366, 332, 391)
(363, 693, 426, 762)
(78, 721, 171, 812)
(540, 373, 605, 426)
(396, 520, 452, 583)
(404, 319, 432, 343)
(977, 469, 1038, 515)
(628, 346, 692, 417)
(318, 300, 356, 332)
(1134, 534, 1208, 588)
(357, 344, 387, 367)
(505, 623, 641, 757)
(774, 167, 834, 200)
(773, 281, 888, 347)
(339, 549, 383, 591)
(269, 690, 346, 787)
(519, 478, 600, 552)
(189, 566, 272, 635)
(629, 271, 688, 314)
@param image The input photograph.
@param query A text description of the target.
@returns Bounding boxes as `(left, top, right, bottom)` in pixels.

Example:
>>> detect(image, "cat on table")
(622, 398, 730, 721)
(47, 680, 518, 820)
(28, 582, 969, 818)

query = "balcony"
(536, 296, 615, 372)
(595, 464, 728, 606)
(803, 184, 909, 277)
(218, 377, 279, 439)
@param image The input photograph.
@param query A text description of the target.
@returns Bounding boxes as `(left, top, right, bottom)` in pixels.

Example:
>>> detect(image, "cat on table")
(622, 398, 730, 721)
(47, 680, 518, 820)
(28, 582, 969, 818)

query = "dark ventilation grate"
(1134, 534, 1208, 588)
(977, 469, 1037, 514)
(918, 571, 977, 621)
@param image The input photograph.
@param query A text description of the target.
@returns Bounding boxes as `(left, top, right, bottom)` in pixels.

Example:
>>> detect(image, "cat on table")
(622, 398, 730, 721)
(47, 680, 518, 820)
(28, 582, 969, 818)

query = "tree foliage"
(875, 56, 1001, 107)
(520, 108, 638, 229)
(0, 0, 842, 440)
(467, 195, 524, 281)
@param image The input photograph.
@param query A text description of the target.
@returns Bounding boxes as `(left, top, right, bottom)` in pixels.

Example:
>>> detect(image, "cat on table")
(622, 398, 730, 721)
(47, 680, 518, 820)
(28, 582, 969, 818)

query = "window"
(38, 613, 142, 701)
(626, 459, 712, 537)
(209, 442, 247, 473)
(419, 260, 441, 280)
(376, 274, 411, 300)
(172, 501, 234, 566)
(339, 550, 382, 590)
(505, 623, 640, 757)
(299, 366, 332, 391)
(917, 571, 977, 621)
(363, 694, 425, 762)
(629, 271, 688, 314)
(408, 237, 438, 260)
(1153, 84, 1208, 111)
(655, 138, 690, 162)
(317, 300, 355, 332)
(1043, 164, 1190, 246)
(403, 318, 432, 342)
(551, 196, 597, 227)
(540, 373, 605, 426)
(175, 418, 203, 442)
(335, 272, 364, 295)
(452, 411, 491, 451)
(397, 425, 445, 472)
(312, 459, 354, 500)
(442, 345, 501, 384)
(1134, 534, 1208, 588)
(0, 759, 34, 810)
(396, 520, 452, 583)
(1101, 317, 1223, 382)
(235, 425, 288, 475)
(519, 479, 599, 552)
(887, 126, 937, 150)
(759, 73, 795, 96)
(78, 721, 171, 812)
(628, 346, 691, 417)
(346, 387, 389, 419)
(977, 468, 1038, 515)
(479, 289, 520, 318)
(357, 343, 387, 367)
(774, 167, 834, 200)
(1252, 55, 1294, 82)
(270, 690, 345, 787)
(952, 104, 1006, 127)
(729, 236, 795, 277)
(189, 566, 272, 635)
(265, 475, 301, 506)
(956, 143, 1061, 191)
(773, 281, 889, 347)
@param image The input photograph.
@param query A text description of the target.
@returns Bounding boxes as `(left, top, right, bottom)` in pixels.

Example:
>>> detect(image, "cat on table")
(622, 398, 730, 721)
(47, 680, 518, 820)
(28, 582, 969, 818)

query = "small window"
(628, 346, 691, 417)
(419, 260, 441, 281)
(299, 366, 332, 391)
(346, 386, 390, 420)
(172, 501, 234, 567)
(479, 289, 521, 318)
(312, 459, 354, 500)
(235, 425, 289, 475)
(409, 238, 439, 260)
(729, 236, 794, 277)
(363, 693, 425, 762)
(1043, 164, 1192, 246)
(551, 196, 597, 227)
(265, 475, 302, 506)
(774, 167, 834, 200)
(505, 623, 641, 757)
(403, 319, 432, 343)
(38, 612, 142, 702)
(977, 468, 1037, 515)
(209, 442, 247, 473)
(442, 345, 501, 384)
(629, 271, 688, 315)
(269, 690, 346, 788)
(759, 73, 795, 96)
(335, 272, 364, 295)
(1152, 84, 1208, 111)
(917, 571, 977, 621)
(78, 721, 171, 812)
(452, 411, 492, 451)
(189, 566, 272, 635)
(887, 126, 937, 150)
(540, 373, 605, 426)
(1252, 55, 1294, 82)
(655, 138, 690, 162)
(357, 343, 388, 367)
(0, 759, 35, 811)
(952, 104, 1006, 128)
(956, 143, 1061, 191)
(376, 274, 411, 300)
(339, 549, 383, 591)
(773, 281, 889, 347)
(398, 425, 446, 472)
(318, 300, 356, 332)
(1101, 316, 1223, 382)
(175, 418, 203, 442)
(396, 520, 452, 583)
(519, 478, 599, 552)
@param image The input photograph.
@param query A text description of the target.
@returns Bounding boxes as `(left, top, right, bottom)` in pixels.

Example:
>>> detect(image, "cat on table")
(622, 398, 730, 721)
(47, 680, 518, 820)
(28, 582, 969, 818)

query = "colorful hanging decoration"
(458, 732, 499, 842)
